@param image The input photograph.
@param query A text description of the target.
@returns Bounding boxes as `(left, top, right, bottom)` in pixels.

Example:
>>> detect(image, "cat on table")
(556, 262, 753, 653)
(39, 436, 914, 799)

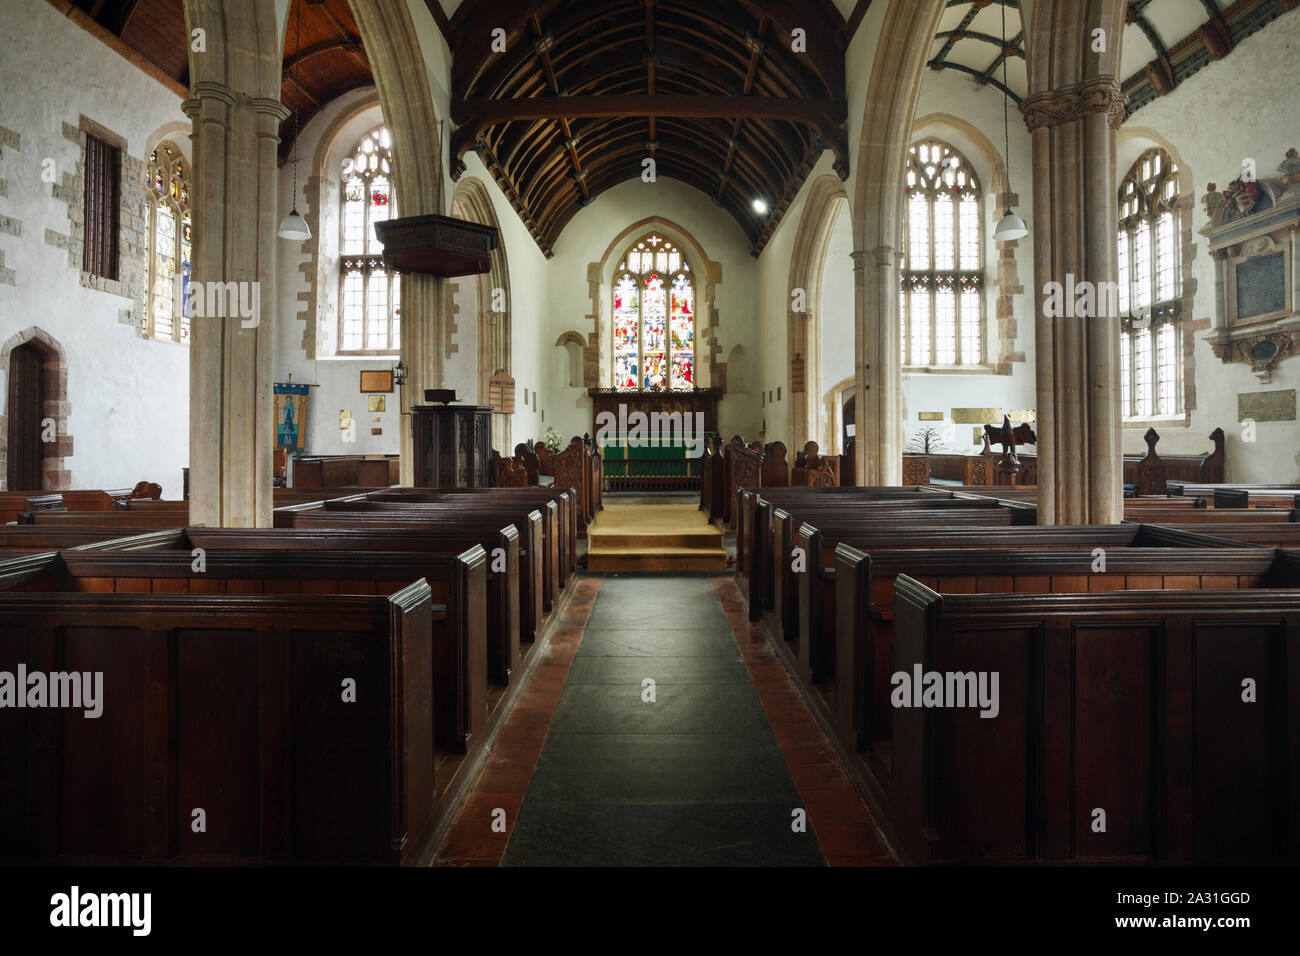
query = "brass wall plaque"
(918, 411, 944, 421)
(1009, 409, 1036, 422)
(952, 407, 1001, 424)
(972, 427, 984, 444)
(1237, 389, 1296, 422)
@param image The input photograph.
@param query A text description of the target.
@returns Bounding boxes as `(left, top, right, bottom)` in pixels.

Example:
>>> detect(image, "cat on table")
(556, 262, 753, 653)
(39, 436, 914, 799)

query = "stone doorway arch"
(0, 327, 71, 491)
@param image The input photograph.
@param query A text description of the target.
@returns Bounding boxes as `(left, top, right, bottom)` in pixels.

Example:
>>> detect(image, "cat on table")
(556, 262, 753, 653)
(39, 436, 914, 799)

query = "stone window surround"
(1115, 144, 1200, 429)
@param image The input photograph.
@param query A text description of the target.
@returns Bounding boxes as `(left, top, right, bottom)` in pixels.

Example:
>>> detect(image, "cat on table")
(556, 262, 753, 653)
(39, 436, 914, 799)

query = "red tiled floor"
(712, 576, 898, 867)
(433, 576, 602, 866)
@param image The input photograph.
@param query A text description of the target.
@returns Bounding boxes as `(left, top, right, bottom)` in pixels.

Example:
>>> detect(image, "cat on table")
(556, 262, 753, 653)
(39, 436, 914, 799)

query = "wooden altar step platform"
(586, 501, 727, 572)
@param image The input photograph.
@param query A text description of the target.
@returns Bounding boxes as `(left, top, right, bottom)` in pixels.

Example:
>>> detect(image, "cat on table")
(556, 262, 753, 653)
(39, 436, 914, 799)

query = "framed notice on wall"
(360, 369, 394, 393)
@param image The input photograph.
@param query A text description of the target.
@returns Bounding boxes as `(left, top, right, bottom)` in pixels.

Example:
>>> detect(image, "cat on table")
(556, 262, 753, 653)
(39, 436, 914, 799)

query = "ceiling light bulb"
(752, 199, 768, 214)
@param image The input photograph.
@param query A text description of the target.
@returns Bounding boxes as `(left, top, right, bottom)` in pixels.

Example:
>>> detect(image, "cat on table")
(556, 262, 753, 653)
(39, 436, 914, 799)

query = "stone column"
(1022, 78, 1126, 524)
(183, 84, 286, 527)
(853, 245, 903, 486)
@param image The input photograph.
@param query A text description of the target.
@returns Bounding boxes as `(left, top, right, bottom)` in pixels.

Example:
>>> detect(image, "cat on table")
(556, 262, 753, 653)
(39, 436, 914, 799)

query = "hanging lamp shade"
(278, 207, 311, 240)
(994, 208, 1028, 242)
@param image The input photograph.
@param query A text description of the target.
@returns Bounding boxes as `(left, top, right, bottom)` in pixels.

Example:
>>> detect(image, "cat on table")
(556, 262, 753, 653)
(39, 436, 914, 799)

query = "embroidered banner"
(274, 382, 310, 450)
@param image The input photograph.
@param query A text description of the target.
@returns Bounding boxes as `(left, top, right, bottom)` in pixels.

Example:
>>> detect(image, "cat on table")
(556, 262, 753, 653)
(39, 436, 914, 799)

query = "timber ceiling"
(927, 0, 1028, 103)
(1118, 0, 1295, 117)
(64, 0, 373, 163)
(446, 0, 851, 257)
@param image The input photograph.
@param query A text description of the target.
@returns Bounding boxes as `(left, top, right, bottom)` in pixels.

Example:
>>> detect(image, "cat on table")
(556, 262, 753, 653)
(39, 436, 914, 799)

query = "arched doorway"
(0, 327, 71, 492)
(6, 345, 43, 490)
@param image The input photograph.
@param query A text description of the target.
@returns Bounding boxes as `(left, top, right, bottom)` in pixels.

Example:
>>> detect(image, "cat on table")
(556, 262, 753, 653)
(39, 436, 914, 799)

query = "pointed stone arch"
(787, 174, 850, 451)
(346, 0, 446, 483)
(451, 176, 514, 450)
(849, 0, 949, 486)
(0, 327, 71, 491)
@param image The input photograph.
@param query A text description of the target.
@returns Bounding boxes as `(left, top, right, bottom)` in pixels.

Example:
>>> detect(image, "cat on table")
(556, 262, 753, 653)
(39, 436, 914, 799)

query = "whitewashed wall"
(544, 176, 761, 443)
(1116, 9, 1300, 482)
(0, 0, 190, 495)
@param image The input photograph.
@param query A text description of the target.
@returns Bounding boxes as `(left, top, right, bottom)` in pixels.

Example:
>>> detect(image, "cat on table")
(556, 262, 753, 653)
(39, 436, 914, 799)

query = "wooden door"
(6, 344, 43, 491)
(841, 392, 855, 453)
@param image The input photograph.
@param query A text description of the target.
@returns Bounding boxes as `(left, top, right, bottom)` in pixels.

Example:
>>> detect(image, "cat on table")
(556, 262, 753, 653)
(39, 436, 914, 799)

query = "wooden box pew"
(18, 509, 191, 529)
(736, 484, 964, 593)
(13, 544, 487, 756)
(1121, 495, 1208, 510)
(830, 541, 1295, 776)
(887, 572, 1297, 864)
(0, 584, 436, 864)
(365, 485, 575, 583)
(750, 497, 1037, 623)
(735, 484, 945, 581)
(1158, 524, 1300, 547)
(174, 526, 521, 687)
(322, 497, 561, 609)
(735, 485, 946, 577)
(1209, 488, 1300, 510)
(792, 523, 1252, 700)
(281, 510, 544, 646)
(365, 487, 577, 580)
(364, 486, 575, 578)
(1124, 505, 1297, 524)
(535, 438, 598, 532)
(0, 527, 163, 552)
(1169, 481, 1300, 501)
(0, 491, 60, 525)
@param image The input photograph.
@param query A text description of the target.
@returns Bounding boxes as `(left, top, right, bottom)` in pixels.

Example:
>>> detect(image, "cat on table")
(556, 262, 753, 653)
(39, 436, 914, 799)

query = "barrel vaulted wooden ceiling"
(446, 0, 852, 256)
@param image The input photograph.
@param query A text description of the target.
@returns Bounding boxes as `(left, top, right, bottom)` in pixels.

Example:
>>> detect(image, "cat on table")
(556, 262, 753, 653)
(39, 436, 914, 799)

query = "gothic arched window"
(146, 142, 191, 344)
(612, 234, 695, 391)
(899, 140, 984, 367)
(1118, 148, 1182, 419)
(340, 126, 399, 354)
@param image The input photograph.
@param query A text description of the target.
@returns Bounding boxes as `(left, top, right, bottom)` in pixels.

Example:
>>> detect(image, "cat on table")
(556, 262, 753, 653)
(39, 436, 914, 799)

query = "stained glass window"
(340, 126, 399, 354)
(612, 235, 694, 390)
(146, 142, 191, 344)
(899, 140, 984, 367)
(1117, 148, 1183, 419)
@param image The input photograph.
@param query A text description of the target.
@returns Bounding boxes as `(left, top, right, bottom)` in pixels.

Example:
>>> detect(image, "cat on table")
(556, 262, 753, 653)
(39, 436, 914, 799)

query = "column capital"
(850, 246, 898, 268)
(1021, 76, 1126, 132)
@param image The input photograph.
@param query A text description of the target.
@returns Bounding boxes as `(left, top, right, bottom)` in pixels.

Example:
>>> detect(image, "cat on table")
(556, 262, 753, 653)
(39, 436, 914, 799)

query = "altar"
(588, 388, 723, 492)
(587, 388, 723, 436)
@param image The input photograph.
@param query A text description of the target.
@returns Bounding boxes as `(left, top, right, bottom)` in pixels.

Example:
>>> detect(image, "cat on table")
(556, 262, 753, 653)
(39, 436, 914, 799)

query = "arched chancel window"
(612, 234, 695, 390)
(1118, 148, 1182, 419)
(340, 126, 399, 354)
(146, 142, 191, 343)
(899, 140, 984, 367)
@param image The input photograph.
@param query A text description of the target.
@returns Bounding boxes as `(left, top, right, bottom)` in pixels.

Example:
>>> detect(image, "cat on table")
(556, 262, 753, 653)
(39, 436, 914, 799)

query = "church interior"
(2, 0, 1300, 893)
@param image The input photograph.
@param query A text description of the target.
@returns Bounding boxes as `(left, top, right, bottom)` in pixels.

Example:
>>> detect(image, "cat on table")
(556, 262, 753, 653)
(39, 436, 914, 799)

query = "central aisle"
(502, 574, 823, 866)
(436, 573, 895, 866)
